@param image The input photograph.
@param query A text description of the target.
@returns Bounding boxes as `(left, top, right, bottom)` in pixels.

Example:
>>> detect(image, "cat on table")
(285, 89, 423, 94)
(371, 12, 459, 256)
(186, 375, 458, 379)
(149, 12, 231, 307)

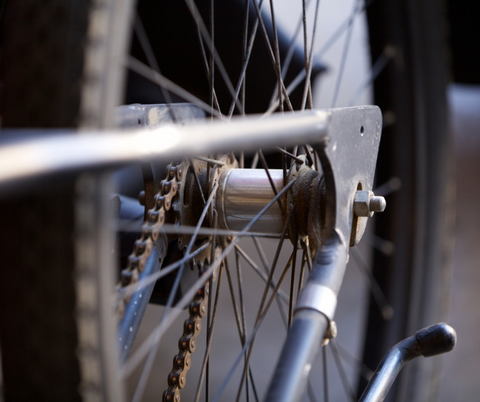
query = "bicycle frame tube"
(265, 106, 383, 401)
(0, 107, 380, 198)
(265, 237, 347, 401)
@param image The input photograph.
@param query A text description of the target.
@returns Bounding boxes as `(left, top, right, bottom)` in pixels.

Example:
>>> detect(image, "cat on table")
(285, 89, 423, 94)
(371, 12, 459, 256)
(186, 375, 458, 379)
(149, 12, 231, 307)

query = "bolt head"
(354, 190, 372, 217)
(354, 190, 386, 217)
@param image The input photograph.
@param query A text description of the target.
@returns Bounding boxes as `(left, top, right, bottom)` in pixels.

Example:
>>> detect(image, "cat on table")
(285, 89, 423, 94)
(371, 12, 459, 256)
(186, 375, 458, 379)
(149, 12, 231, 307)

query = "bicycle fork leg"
(265, 236, 347, 402)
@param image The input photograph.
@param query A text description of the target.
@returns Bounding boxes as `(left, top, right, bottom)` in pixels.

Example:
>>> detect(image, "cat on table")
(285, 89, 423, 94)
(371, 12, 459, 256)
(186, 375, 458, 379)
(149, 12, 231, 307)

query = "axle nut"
(354, 190, 386, 217)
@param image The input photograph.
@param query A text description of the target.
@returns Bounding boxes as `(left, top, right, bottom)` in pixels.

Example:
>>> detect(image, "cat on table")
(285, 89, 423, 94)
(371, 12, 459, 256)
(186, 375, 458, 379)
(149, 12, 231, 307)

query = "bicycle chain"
(162, 281, 209, 402)
(116, 162, 184, 318)
(116, 160, 210, 402)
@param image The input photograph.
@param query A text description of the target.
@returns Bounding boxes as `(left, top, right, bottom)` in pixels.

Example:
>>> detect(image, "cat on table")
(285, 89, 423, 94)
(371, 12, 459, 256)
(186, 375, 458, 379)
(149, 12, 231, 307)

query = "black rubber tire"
(0, 1, 89, 400)
(0, 0, 129, 400)
(361, 1, 454, 401)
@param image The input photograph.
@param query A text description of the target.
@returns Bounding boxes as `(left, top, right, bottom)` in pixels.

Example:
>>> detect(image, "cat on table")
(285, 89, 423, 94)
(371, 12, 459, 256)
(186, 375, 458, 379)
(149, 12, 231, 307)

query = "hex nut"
(354, 191, 386, 217)
(354, 190, 373, 217)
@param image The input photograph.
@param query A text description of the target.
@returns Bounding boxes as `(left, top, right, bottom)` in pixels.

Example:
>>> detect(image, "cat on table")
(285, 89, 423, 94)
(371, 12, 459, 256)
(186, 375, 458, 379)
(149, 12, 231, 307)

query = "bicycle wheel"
(0, 0, 453, 401)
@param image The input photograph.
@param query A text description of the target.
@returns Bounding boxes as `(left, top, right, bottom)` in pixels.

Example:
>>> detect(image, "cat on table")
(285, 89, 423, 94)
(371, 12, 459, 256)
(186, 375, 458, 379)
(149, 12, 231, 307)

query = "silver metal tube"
(265, 237, 348, 402)
(0, 110, 329, 193)
(264, 309, 328, 402)
(217, 168, 284, 233)
(359, 336, 421, 402)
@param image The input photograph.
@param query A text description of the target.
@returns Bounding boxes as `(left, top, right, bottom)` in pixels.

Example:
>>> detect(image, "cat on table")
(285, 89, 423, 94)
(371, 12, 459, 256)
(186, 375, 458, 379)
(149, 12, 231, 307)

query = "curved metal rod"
(359, 323, 457, 402)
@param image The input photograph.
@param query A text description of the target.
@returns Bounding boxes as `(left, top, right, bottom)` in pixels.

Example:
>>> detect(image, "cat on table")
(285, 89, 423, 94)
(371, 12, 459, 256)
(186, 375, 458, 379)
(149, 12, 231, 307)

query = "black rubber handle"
(416, 323, 457, 357)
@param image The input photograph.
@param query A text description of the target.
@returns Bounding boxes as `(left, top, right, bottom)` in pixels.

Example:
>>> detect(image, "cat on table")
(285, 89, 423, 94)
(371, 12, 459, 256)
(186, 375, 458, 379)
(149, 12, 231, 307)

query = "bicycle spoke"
(126, 56, 224, 119)
(194, 262, 225, 402)
(116, 220, 282, 239)
(301, 0, 321, 110)
(236, 210, 295, 401)
(209, 0, 215, 115)
(363, 232, 395, 256)
(236, 249, 249, 340)
(266, 0, 313, 108)
(308, 380, 319, 402)
(213, 240, 295, 402)
(240, 0, 250, 112)
(235, 249, 253, 402)
(191, 155, 227, 166)
(373, 176, 402, 197)
(288, 240, 298, 328)
(250, 0, 294, 112)
(134, 15, 177, 121)
(331, 0, 361, 108)
(333, 340, 374, 382)
(224, 251, 247, 341)
(301, 144, 315, 166)
(235, 244, 289, 303)
(350, 247, 394, 320)
(117, 240, 212, 302)
(348, 45, 395, 106)
(297, 247, 307, 294)
(323, 346, 329, 402)
(275, 146, 306, 164)
(268, 0, 284, 111)
(195, 24, 223, 115)
(228, 0, 265, 117)
(249, 366, 260, 402)
(330, 339, 356, 402)
(183, 0, 245, 115)
(250, 237, 290, 327)
(301, 240, 313, 271)
(188, 157, 207, 205)
(258, 149, 284, 211)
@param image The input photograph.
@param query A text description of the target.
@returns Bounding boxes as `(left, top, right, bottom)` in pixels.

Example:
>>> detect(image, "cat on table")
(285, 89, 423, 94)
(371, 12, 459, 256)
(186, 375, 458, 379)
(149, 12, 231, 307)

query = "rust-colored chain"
(116, 163, 184, 318)
(162, 281, 210, 402)
(117, 160, 212, 401)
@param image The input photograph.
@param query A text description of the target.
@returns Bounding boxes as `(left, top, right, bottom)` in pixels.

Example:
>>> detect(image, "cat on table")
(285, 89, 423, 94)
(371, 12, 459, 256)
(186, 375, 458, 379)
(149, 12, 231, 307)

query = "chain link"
(116, 162, 183, 317)
(163, 281, 209, 402)
(117, 160, 210, 402)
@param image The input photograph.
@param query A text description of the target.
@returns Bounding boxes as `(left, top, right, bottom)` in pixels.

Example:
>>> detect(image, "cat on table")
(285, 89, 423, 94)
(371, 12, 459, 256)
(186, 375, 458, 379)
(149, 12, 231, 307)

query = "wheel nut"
(354, 190, 386, 217)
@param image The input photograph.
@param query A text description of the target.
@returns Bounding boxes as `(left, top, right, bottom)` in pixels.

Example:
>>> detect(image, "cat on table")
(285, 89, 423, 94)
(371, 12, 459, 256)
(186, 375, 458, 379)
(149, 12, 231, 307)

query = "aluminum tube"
(265, 237, 347, 401)
(264, 309, 329, 402)
(0, 110, 329, 194)
(359, 336, 421, 402)
(217, 168, 284, 233)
